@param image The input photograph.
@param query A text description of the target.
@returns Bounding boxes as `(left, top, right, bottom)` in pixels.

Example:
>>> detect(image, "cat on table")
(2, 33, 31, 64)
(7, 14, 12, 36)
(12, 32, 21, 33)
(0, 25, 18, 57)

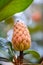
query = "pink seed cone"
(12, 21, 31, 51)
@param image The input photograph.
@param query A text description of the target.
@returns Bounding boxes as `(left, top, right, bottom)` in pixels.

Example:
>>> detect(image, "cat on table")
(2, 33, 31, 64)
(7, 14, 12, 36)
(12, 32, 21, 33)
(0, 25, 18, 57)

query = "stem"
(19, 51, 23, 64)
(39, 57, 43, 64)
(13, 51, 23, 65)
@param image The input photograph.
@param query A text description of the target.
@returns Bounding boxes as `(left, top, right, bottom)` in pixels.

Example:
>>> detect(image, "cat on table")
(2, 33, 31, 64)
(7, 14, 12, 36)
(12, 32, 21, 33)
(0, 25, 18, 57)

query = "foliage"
(0, 17, 14, 38)
(0, 38, 15, 62)
(0, 0, 33, 21)
(0, 37, 40, 62)
(24, 50, 40, 60)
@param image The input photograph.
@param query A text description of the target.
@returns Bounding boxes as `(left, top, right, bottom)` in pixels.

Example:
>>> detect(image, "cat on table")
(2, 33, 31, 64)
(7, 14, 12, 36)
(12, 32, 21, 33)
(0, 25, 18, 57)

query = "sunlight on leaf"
(0, 0, 33, 21)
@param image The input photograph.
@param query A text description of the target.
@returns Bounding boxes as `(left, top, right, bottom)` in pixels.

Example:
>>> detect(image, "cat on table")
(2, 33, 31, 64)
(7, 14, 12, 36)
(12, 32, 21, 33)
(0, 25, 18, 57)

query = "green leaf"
(0, 0, 11, 10)
(24, 50, 40, 60)
(0, 38, 15, 62)
(0, 0, 33, 21)
(28, 25, 42, 34)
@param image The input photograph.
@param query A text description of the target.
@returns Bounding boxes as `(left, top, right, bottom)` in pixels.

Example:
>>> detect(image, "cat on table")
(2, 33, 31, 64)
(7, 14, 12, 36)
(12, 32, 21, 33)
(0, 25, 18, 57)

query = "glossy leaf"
(0, 0, 33, 21)
(0, 38, 15, 62)
(24, 50, 40, 60)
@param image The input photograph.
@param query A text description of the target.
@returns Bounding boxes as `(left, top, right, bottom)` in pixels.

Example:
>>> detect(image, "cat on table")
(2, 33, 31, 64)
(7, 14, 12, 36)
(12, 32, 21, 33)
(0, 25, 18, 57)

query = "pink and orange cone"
(12, 21, 31, 65)
(12, 21, 31, 51)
